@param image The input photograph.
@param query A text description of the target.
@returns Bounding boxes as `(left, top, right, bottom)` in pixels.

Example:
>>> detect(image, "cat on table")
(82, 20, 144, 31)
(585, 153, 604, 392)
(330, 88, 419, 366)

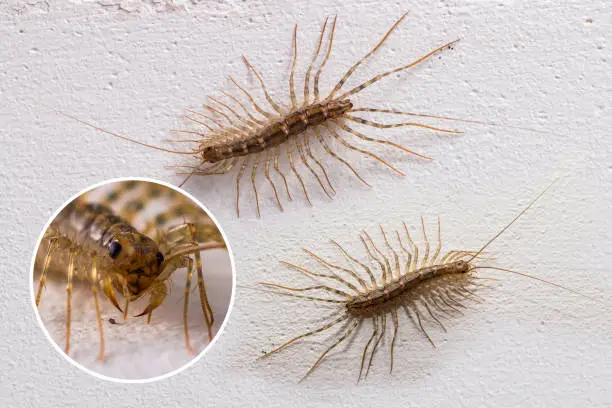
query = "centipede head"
(105, 231, 165, 297)
(200, 144, 224, 163)
(455, 260, 471, 273)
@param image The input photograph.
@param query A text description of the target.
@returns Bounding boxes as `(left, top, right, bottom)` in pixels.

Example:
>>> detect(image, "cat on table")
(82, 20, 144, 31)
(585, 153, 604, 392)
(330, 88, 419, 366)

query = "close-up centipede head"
(30, 178, 235, 382)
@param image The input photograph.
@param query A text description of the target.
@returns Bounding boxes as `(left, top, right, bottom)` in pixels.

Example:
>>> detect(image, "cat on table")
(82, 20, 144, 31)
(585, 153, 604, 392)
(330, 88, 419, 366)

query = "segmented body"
(255, 181, 580, 381)
(171, 14, 461, 216)
(33, 180, 228, 365)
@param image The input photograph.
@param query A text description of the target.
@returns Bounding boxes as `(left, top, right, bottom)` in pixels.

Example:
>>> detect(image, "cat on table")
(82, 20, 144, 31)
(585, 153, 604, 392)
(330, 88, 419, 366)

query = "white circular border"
(29, 177, 237, 384)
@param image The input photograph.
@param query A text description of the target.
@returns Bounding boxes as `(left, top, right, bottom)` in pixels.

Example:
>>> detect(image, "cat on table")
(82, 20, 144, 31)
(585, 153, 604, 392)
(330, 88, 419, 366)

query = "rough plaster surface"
(1, 0, 611, 407)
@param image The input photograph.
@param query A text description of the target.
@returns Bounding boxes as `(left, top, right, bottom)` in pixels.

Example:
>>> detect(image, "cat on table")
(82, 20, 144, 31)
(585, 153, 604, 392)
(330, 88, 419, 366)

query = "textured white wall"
(1, 0, 611, 407)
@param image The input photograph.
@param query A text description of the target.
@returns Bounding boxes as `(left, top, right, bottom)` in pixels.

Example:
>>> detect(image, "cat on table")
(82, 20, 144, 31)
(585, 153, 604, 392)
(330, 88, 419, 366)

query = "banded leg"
(315, 127, 370, 187)
(402, 221, 419, 271)
(365, 313, 386, 378)
(235, 157, 249, 217)
(327, 13, 408, 100)
(300, 318, 360, 382)
(228, 76, 275, 120)
(337, 39, 460, 100)
(336, 121, 433, 159)
(359, 316, 378, 382)
(221, 90, 266, 126)
(251, 153, 261, 217)
(296, 135, 333, 199)
(420, 217, 430, 269)
(360, 234, 387, 286)
(287, 139, 312, 206)
(274, 146, 292, 200)
(331, 239, 377, 289)
(389, 310, 399, 374)
(289, 25, 298, 109)
(344, 115, 461, 134)
(257, 314, 347, 359)
(380, 225, 400, 280)
(303, 17, 329, 106)
(313, 16, 336, 102)
(298, 250, 364, 293)
(304, 133, 335, 194)
(323, 124, 404, 176)
(362, 231, 390, 286)
(264, 150, 283, 211)
(242, 56, 283, 114)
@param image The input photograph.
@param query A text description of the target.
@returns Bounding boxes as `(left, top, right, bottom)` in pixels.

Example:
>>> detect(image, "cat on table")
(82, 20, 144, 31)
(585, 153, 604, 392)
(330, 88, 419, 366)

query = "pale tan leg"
(183, 257, 195, 355)
(274, 146, 292, 200)
(289, 24, 298, 109)
(395, 230, 413, 273)
(303, 17, 329, 106)
(64, 247, 77, 355)
(235, 157, 249, 217)
(336, 121, 433, 160)
(327, 13, 409, 100)
(358, 316, 378, 382)
(300, 319, 360, 382)
(365, 313, 386, 378)
(337, 39, 460, 100)
(323, 124, 405, 176)
(90, 255, 105, 361)
(315, 127, 370, 187)
(257, 315, 347, 360)
(287, 139, 312, 206)
(228, 76, 274, 120)
(314, 16, 337, 102)
(304, 133, 335, 194)
(36, 237, 58, 307)
(389, 310, 399, 374)
(264, 150, 283, 211)
(380, 225, 400, 280)
(403, 221, 419, 271)
(221, 90, 266, 126)
(420, 217, 430, 269)
(343, 115, 461, 134)
(296, 134, 333, 198)
(331, 239, 377, 289)
(251, 153, 261, 217)
(242, 56, 284, 114)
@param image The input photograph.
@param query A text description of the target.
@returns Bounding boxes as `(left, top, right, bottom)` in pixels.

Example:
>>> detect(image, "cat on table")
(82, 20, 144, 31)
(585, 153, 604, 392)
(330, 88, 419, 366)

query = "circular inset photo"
(30, 178, 234, 382)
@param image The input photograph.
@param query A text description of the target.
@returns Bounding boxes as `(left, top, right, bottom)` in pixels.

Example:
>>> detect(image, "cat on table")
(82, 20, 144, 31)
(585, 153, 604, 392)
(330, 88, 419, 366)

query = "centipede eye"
(108, 241, 122, 259)
(156, 252, 164, 266)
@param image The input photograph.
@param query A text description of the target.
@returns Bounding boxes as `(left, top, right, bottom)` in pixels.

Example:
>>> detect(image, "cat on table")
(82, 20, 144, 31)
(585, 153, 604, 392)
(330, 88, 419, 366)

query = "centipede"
(252, 179, 590, 382)
(58, 13, 495, 217)
(32, 180, 231, 374)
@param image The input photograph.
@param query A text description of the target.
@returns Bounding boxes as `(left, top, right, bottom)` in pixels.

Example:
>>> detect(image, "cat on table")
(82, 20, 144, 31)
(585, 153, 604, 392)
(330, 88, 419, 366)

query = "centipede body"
(254, 179, 587, 382)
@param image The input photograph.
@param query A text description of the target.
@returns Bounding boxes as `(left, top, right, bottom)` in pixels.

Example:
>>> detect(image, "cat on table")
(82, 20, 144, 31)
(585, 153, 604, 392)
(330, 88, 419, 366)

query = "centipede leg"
(304, 132, 335, 194)
(389, 310, 399, 374)
(414, 307, 436, 348)
(421, 297, 447, 332)
(323, 124, 405, 176)
(315, 127, 370, 187)
(420, 217, 431, 268)
(287, 139, 312, 206)
(264, 150, 283, 211)
(91, 255, 105, 361)
(274, 146, 292, 201)
(36, 237, 58, 307)
(183, 257, 195, 355)
(65, 247, 77, 355)
(251, 153, 261, 217)
(300, 318, 359, 382)
(313, 16, 336, 102)
(257, 314, 347, 360)
(296, 134, 333, 199)
(358, 316, 378, 383)
(289, 24, 298, 109)
(365, 313, 386, 378)
(195, 249, 214, 342)
(235, 157, 249, 217)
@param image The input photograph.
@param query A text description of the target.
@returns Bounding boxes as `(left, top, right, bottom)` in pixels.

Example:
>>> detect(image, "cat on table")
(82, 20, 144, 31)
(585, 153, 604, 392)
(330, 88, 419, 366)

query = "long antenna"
(467, 177, 560, 263)
(45, 105, 201, 155)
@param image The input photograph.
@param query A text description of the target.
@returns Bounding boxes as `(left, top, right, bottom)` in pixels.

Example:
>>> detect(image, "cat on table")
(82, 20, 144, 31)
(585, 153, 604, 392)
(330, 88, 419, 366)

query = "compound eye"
(156, 252, 164, 266)
(108, 241, 122, 259)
